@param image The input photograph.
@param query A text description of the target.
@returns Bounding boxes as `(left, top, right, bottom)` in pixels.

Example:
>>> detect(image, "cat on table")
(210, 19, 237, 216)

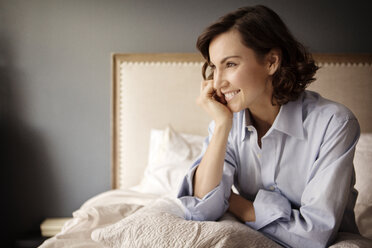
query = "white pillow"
(353, 133, 372, 239)
(91, 198, 281, 248)
(130, 126, 204, 196)
(354, 133, 372, 205)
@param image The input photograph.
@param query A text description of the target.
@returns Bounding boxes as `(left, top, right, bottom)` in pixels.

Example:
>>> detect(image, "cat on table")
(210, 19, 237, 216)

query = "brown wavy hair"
(197, 5, 318, 105)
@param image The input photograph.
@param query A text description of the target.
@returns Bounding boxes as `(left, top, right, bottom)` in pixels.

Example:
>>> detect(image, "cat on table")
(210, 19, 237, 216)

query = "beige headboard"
(111, 53, 372, 189)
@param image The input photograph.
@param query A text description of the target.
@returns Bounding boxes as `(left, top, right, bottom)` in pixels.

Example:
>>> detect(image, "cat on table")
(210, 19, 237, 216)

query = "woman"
(177, 5, 360, 248)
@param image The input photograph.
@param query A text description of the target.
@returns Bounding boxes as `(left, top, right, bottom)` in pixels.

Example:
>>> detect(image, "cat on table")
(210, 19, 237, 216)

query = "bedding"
(39, 190, 157, 248)
(41, 128, 372, 248)
(40, 190, 284, 248)
(91, 197, 281, 248)
(353, 133, 372, 239)
(40, 192, 372, 248)
(129, 126, 204, 196)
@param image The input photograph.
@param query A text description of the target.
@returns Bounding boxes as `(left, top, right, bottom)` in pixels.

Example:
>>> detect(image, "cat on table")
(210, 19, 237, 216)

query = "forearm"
(193, 123, 231, 199)
(228, 192, 255, 222)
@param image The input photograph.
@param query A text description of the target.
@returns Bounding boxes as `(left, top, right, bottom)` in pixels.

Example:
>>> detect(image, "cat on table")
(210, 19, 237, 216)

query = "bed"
(40, 53, 372, 247)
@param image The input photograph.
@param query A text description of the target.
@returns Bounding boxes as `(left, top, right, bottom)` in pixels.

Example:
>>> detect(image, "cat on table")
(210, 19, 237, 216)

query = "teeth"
(224, 90, 240, 101)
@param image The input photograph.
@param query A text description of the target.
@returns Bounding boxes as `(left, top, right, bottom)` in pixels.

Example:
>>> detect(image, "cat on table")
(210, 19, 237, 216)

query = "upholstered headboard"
(111, 53, 372, 189)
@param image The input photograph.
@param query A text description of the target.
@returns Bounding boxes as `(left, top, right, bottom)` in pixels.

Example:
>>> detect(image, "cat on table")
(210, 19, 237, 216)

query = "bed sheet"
(39, 189, 280, 248)
(39, 189, 159, 248)
(40, 188, 372, 248)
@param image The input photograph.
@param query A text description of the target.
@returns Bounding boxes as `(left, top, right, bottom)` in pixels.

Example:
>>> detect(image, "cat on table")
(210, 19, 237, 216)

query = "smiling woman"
(208, 29, 279, 116)
(177, 5, 361, 248)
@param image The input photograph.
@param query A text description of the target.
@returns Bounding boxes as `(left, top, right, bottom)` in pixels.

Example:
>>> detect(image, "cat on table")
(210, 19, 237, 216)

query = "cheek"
(229, 69, 260, 89)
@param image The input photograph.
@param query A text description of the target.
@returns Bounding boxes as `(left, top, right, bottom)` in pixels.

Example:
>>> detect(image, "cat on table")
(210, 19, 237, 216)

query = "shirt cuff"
(177, 159, 200, 197)
(246, 189, 291, 230)
(178, 185, 226, 221)
(177, 160, 229, 221)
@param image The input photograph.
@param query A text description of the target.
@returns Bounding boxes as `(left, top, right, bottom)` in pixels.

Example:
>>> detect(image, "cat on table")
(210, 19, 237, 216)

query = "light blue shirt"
(177, 90, 360, 248)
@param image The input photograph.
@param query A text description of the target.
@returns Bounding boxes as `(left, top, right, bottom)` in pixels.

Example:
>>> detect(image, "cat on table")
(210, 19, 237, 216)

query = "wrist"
(214, 120, 232, 133)
(229, 193, 255, 222)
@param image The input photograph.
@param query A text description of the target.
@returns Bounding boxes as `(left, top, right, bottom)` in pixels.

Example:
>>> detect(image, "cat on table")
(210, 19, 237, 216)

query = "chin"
(227, 103, 244, 113)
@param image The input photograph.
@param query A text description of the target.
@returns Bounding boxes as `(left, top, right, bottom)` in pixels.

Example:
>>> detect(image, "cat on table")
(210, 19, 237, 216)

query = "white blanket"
(40, 189, 281, 248)
(40, 189, 158, 248)
(91, 197, 281, 248)
(40, 189, 372, 248)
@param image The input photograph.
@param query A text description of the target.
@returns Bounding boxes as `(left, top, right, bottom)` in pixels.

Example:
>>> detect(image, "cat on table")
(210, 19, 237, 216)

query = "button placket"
(260, 137, 277, 190)
(249, 127, 259, 151)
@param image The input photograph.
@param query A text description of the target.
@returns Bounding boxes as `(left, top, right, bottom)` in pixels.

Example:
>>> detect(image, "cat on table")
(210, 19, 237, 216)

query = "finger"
(200, 81, 213, 95)
(216, 90, 227, 104)
(199, 85, 215, 104)
(200, 80, 213, 93)
(197, 82, 214, 106)
(200, 80, 205, 93)
(202, 81, 215, 97)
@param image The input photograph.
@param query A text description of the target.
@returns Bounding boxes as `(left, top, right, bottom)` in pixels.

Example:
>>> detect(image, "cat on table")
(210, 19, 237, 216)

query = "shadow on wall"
(0, 38, 58, 246)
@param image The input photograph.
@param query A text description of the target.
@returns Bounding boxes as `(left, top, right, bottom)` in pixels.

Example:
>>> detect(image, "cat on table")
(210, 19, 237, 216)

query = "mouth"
(223, 90, 240, 102)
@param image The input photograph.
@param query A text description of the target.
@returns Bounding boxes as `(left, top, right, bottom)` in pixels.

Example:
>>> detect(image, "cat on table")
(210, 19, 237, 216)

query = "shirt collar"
(242, 93, 305, 141)
(272, 93, 305, 140)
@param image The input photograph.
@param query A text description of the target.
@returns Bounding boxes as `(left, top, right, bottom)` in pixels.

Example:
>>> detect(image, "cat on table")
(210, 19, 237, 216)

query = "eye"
(226, 62, 237, 68)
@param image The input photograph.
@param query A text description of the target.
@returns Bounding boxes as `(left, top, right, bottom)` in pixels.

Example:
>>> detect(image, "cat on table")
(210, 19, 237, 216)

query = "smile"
(224, 90, 240, 101)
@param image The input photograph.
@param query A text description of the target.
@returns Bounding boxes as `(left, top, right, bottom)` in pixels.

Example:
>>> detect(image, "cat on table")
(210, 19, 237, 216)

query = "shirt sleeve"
(246, 117, 360, 248)
(177, 121, 237, 221)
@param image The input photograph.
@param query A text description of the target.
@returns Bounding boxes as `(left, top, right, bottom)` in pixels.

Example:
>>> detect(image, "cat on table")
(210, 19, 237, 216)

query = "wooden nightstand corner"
(40, 218, 73, 237)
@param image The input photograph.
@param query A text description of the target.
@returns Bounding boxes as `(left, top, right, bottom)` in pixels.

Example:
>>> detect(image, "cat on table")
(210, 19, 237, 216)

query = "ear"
(266, 48, 281, 76)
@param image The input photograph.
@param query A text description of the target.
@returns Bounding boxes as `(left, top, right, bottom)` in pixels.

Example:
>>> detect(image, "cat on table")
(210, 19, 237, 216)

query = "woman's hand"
(228, 191, 256, 222)
(196, 80, 233, 128)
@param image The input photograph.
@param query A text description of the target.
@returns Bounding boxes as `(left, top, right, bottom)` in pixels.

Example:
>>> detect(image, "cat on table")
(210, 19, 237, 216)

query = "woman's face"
(209, 29, 275, 113)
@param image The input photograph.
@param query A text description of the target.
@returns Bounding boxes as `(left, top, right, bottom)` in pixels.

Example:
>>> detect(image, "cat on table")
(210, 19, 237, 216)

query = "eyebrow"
(211, 55, 242, 65)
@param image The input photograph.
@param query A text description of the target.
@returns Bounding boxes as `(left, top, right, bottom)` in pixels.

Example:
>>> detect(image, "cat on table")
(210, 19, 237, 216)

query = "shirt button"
(257, 154, 261, 159)
(248, 127, 253, 132)
(269, 186, 275, 191)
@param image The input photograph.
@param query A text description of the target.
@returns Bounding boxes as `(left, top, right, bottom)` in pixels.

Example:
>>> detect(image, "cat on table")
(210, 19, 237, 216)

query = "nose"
(213, 70, 227, 95)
